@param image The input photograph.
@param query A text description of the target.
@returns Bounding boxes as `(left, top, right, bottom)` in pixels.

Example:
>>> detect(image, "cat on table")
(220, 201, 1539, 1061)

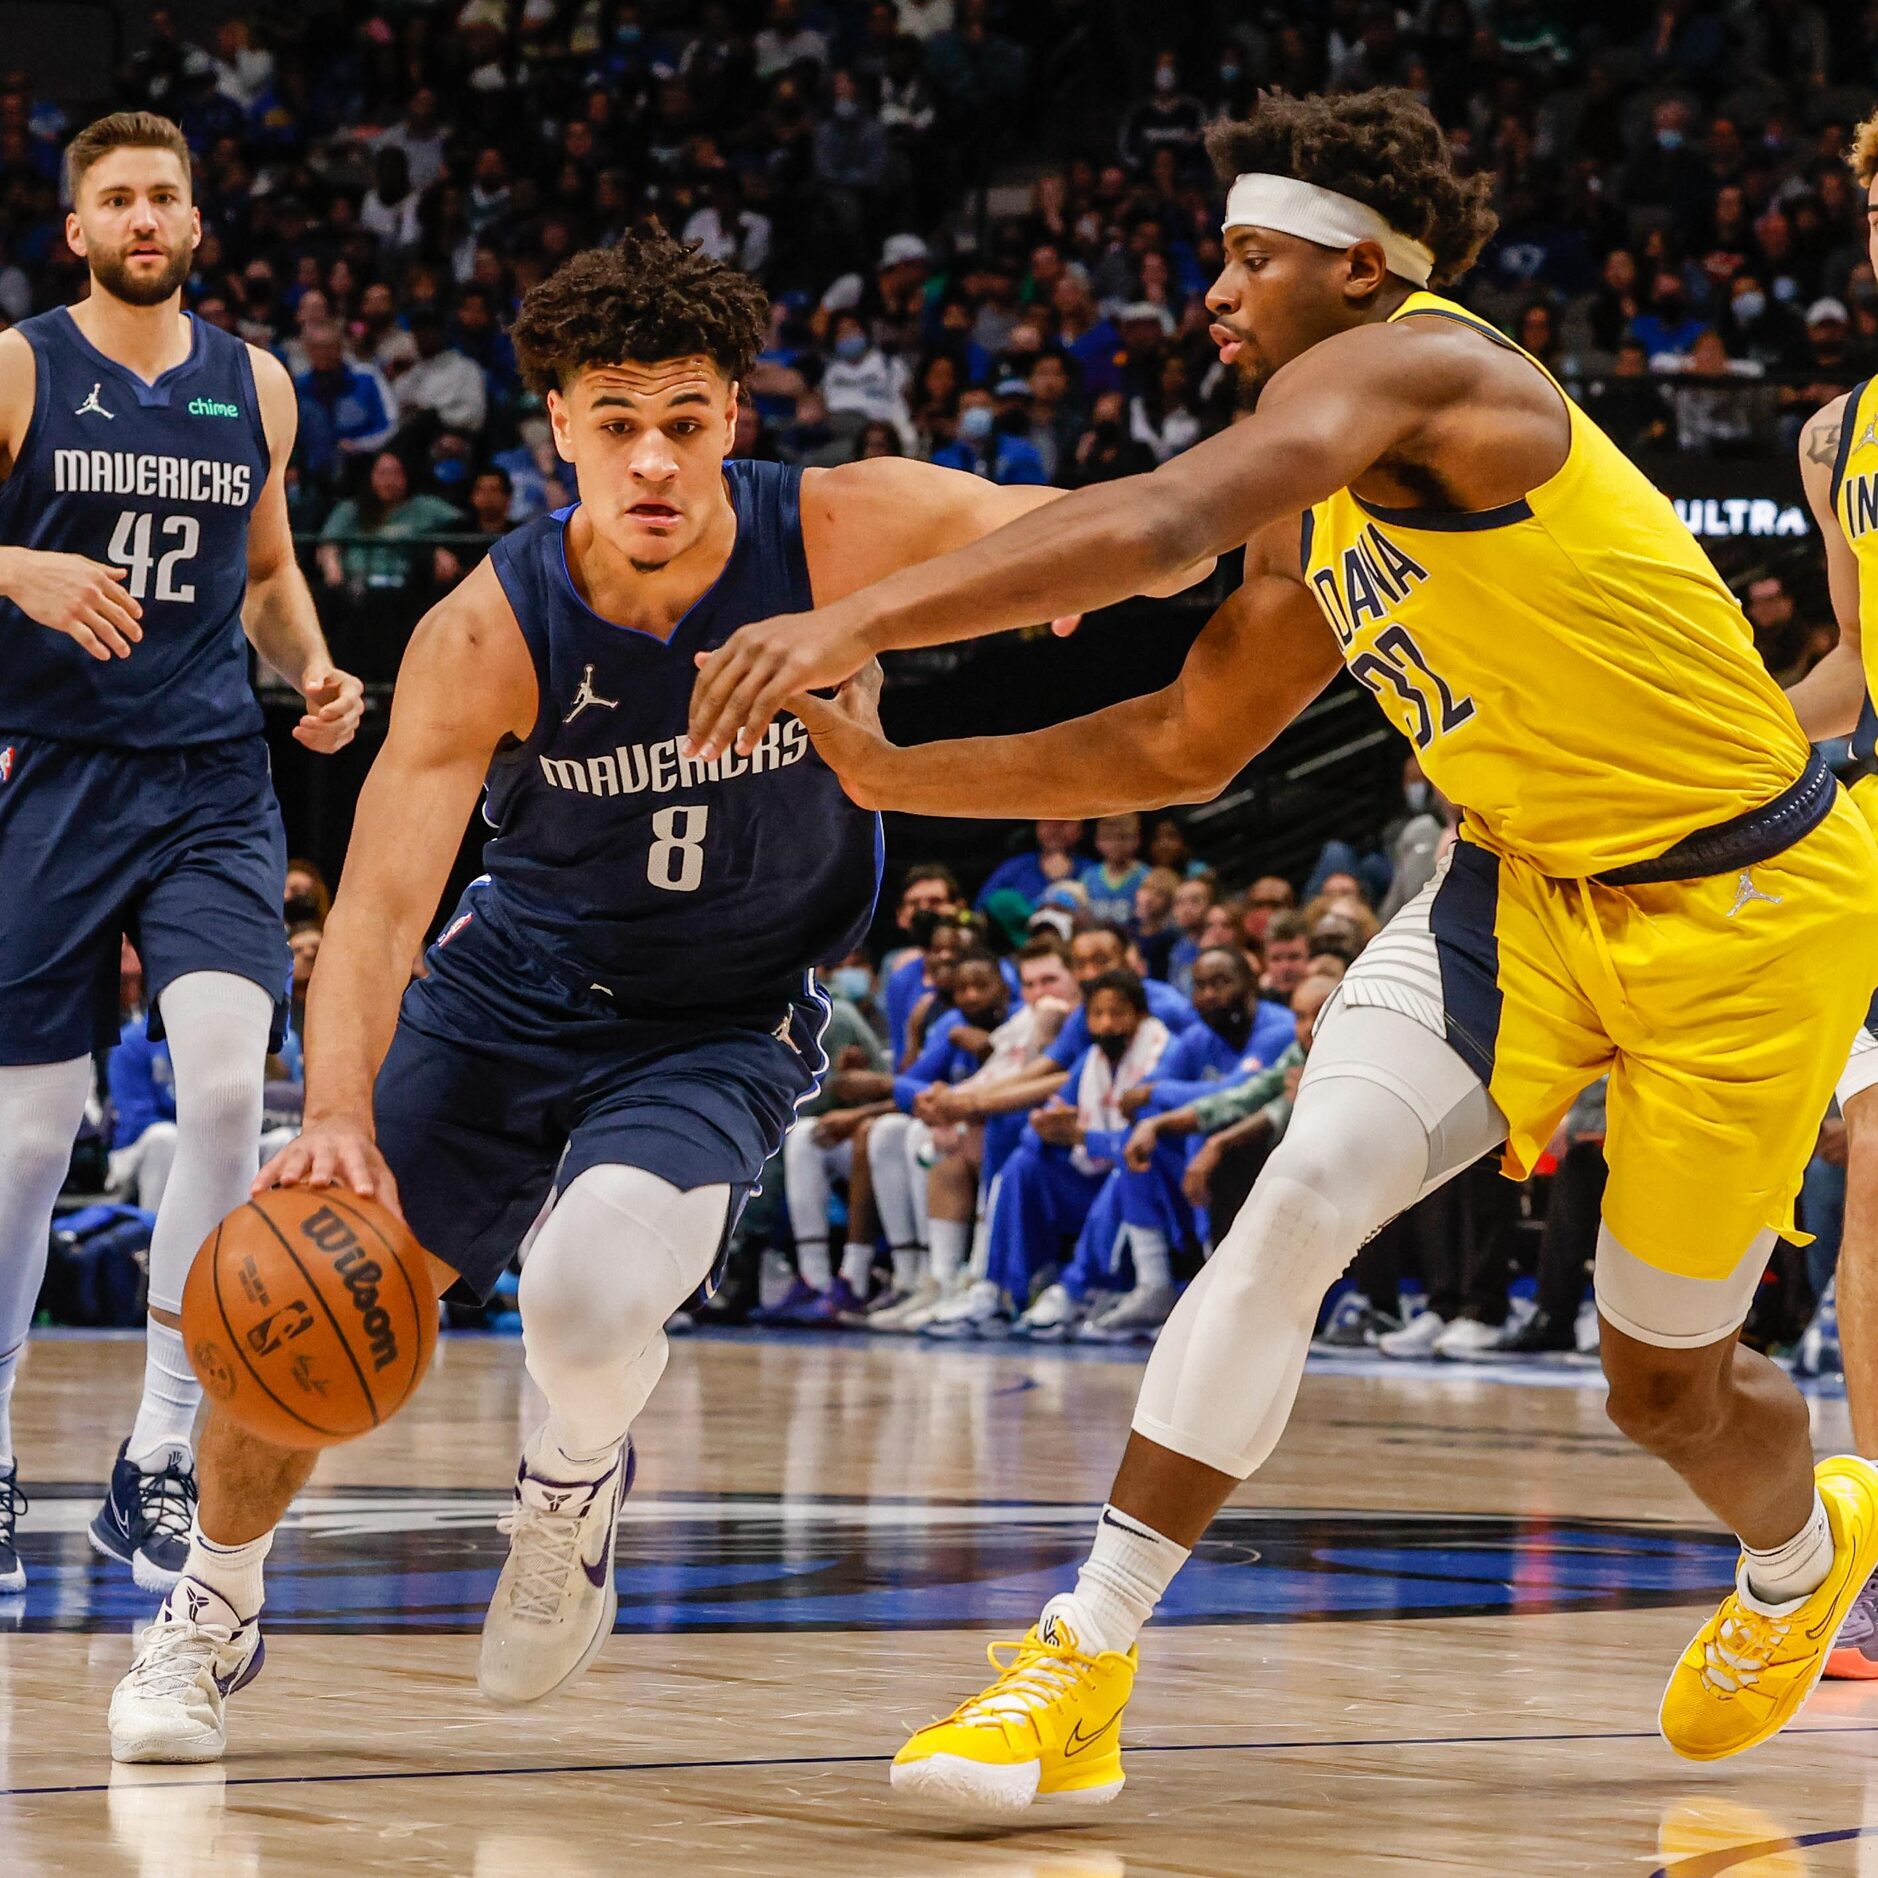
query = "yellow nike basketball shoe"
(891, 1605, 1137, 1814)
(1660, 1454, 1878, 1762)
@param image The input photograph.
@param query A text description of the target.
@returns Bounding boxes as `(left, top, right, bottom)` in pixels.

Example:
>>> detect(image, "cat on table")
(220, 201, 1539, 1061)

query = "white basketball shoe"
(478, 1437, 633, 1705)
(109, 1577, 264, 1764)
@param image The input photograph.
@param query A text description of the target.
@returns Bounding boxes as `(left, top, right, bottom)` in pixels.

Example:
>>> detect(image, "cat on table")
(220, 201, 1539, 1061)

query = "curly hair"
(1207, 90, 1498, 290)
(509, 230, 768, 396)
(1849, 105, 1878, 190)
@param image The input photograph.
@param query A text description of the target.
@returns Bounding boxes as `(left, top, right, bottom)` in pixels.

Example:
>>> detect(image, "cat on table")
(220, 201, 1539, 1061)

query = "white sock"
(891, 1244, 924, 1292)
(1125, 1225, 1172, 1293)
(1060, 1504, 1192, 1654)
(0, 1339, 19, 1467)
(840, 1242, 873, 1293)
(175, 1525, 272, 1626)
(797, 1238, 833, 1292)
(929, 1219, 971, 1288)
(535, 1413, 624, 1478)
(1741, 1491, 1834, 1608)
(128, 1319, 201, 1466)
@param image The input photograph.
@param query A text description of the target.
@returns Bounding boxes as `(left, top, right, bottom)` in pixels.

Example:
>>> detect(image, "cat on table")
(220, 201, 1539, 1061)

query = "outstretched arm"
(255, 561, 536, 1210)
(1787, 393, 1866, 740)
(688, 322, 1443, 759)
(791, 537, 1343, 817)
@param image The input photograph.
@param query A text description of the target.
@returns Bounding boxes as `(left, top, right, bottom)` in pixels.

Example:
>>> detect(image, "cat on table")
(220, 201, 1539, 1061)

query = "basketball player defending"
(0, 115, 360, 1598)
(105, 231, 1207, 1762)
(691, 89, 1878, 1804)
(1781, 105, 1878, 1681)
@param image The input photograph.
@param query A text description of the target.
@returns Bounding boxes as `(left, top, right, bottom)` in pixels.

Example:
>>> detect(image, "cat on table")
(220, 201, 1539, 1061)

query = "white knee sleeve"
(905, 1120, 933, 1246)
(783, 1120, 834, 1248)
(146, 973, 274, 1315)
(0, 1056, 92, 1357)
(519, 1166, 729, 1455)
(1133, 1068, 1476, 1479)
(868, 1112, 920, 1248)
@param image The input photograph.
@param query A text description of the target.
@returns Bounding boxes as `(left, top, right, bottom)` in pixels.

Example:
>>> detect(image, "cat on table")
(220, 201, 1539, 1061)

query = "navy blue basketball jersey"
(481, 461, 883, 1017)
(0, 308, 268, 746)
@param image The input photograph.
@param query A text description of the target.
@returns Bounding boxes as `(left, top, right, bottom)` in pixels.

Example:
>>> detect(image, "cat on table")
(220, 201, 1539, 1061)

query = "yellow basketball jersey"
(1833, 374, 1878, 742)
(1301, 291, 1810, 877)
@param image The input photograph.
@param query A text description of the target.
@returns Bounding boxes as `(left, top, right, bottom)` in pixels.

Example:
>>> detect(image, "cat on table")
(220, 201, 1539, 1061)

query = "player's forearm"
(964, 1067, 1068, 1115)
(861, 695, 1224, 819)
(244, 560, 331, 690)
(1786, 637, 1867, 740)
(301, 902, 424, 1127)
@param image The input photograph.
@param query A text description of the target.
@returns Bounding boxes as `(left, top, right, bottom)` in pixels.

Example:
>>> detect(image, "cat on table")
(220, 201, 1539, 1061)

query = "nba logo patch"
(0, 746, 14, 782)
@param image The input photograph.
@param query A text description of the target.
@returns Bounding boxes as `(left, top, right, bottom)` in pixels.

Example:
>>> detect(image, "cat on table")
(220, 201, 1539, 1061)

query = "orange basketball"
(180, 1188, 438, 1449)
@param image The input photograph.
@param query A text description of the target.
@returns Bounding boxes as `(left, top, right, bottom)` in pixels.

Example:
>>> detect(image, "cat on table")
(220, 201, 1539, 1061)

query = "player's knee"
(1207, 1167, 1351, 1314)
(176, 1062, 264, 1147)
(1601, 1349, 1726, 1457)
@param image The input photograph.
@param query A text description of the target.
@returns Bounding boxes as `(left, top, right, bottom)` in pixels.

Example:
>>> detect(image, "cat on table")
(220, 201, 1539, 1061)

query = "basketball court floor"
(3, 1329, 1876, 1875)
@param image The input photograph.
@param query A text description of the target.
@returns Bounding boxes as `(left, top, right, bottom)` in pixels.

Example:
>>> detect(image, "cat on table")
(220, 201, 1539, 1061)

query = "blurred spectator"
(931, 386, 1047, 483)
(1240, 877, 1297, 946)
(976, 820, 1084, 910)
(755, 0, 830, 79)
(1261, 912, 1312, 1000)
(294, 323, 396, 486)
(394, 308, 489, 438)
(1120, 51, 1205, 177)
(283, 859, 331, 926)
(1131, 867, 1181, 981)
(317, 450, 462, 594)
(821, 310, 914, 445)
(1080, 814, 1148, 925)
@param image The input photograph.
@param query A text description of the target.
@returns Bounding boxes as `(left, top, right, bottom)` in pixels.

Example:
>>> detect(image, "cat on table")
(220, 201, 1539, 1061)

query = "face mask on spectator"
(1733, 290, 1766, 322)
(1656, 128, 1683, 149)
(958, 405, 995, 443)
(1154, 66, 1177, 94)
(1092, 1031, 1130, 1064)
(1220, 61, 1242, 84)
(834, 332, 868, 361)
(830, 965, 872, 1003)
(432, 456, 468, 486)
(834, 97, 860, 121)
(1404, 780, 1432, 814)
(283, 893, 321, 925)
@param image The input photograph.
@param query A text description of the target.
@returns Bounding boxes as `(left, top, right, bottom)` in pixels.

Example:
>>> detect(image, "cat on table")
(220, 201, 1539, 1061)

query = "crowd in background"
(8, 0, 1874, 1357)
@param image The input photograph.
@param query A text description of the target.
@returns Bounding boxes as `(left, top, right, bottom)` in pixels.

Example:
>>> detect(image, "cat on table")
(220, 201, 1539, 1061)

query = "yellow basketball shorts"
(1404, 786, 1878, 1279)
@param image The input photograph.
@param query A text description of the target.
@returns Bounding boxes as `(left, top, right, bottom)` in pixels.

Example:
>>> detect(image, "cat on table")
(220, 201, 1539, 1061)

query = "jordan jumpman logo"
(1726, 870, 1783, 918)
(74, 382, 114, 419)
(562, 663, 619, 723)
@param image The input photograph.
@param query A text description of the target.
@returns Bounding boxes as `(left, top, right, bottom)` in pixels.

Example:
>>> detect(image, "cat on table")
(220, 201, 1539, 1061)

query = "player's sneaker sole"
(890, 1752, 1122, 1815)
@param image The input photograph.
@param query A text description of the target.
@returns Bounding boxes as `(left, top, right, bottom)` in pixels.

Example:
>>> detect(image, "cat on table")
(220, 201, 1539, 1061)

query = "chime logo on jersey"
(537, 715, 811, 797)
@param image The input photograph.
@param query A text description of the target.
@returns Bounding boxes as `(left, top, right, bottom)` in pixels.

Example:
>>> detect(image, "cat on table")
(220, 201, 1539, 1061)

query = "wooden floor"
(3, 1330, 1876, 1875)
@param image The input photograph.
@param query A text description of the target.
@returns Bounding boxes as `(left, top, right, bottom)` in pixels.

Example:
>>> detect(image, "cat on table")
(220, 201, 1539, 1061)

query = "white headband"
(1223, 173, 1435, 288)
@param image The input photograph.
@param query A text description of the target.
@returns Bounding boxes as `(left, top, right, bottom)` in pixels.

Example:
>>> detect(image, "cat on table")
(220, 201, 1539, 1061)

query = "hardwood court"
(2, 1331, 1875, 1875)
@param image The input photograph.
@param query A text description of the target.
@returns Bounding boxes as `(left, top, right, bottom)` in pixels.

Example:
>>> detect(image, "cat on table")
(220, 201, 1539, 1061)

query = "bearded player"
(0, 113, 360, 1600)
(691, 89, 1878, 1807)
(105, 230, 1208, 1762)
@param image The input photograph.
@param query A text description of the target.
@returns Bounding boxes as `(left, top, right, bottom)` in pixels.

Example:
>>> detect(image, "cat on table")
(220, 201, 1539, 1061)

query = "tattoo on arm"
(1807, 418, 1843, 467)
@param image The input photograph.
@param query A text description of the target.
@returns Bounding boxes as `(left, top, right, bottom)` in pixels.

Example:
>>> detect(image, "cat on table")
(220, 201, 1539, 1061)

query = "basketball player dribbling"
(0, 114, 361, 1597)
(1781, 102, 1878, 1682)
(106, 231, 1210, 1763)
(690, 88, 1878, 1806)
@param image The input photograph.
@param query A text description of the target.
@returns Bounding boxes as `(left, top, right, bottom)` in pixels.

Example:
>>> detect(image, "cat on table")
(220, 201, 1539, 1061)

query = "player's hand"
(1030, 1102, 1082, 1147)
(686, 600, 876, 763)
(786, 661, 893, 809)
(0, 546, 143, 659)
(1119, 1084, 1154, 1118)
(256, 1118, 403, 1219)
(1124, 1119, 1160, 1172)
(1183, 1139, 1221, 1206)
(295, 663, 365, 752)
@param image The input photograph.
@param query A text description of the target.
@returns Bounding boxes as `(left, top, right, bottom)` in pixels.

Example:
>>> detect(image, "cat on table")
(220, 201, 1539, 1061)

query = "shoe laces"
(942, 1634, 1099, 1736)
(1700, 1607, 1792, 1698)
(134, 1455, 199, 1546)
(0, 1469, 26, 1533)
(495, 1499, 592, 1623)
(130, 1613, 236, 1703)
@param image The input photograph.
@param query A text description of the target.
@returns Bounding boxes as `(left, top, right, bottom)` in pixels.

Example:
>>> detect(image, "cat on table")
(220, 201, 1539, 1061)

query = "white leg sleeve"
(145, 973, 273, 1316)
(133, 1121, 180, 1214)
(868, 1113, 920, 1249)
(518, 1166, 729, 1458)
(1132, 1006, 1506, 1478)
(0, 1055, 92, 1361)
(783, 1120, 835, 1250)
(906, 1120, 933, 1247)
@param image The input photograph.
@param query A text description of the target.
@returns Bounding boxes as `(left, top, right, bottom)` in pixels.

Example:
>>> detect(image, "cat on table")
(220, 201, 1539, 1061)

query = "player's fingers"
(685, 641, 755, 756)
(371, 1158, 405, 1223)
(63, 618, 111, 661)
(100, 566, 144, 619)
(1050, 614, 1082, 637)
(255, 1143, 307, 1193)
(728, 663, 792, 758)
(95, 587, 143, 639)
(78, 608, 132, 657)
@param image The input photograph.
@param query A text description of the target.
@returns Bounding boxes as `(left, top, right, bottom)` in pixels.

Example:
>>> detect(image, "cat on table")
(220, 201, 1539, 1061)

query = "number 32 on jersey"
(1348, 623, 1475, 753)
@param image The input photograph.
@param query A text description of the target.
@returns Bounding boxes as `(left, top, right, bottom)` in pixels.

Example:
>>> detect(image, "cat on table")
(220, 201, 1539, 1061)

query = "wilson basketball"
(181, 1188, 438, 1449)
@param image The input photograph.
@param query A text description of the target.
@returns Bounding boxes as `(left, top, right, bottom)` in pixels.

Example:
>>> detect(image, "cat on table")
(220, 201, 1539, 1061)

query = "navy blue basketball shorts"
(374, 896, 830, 1301)
(0, 733, 290, 1065)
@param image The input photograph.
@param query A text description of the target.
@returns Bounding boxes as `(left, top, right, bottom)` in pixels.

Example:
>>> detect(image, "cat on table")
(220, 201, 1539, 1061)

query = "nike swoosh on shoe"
(1063, 1711, 1122, 1757)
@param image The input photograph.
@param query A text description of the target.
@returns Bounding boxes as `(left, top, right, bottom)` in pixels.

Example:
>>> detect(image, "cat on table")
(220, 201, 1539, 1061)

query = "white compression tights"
(1133, 1006, 1504, 1479)
(146, 972, 276, 1317)
(518, 1166, 729, 1460)
(0, 1056, 95, 1451)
